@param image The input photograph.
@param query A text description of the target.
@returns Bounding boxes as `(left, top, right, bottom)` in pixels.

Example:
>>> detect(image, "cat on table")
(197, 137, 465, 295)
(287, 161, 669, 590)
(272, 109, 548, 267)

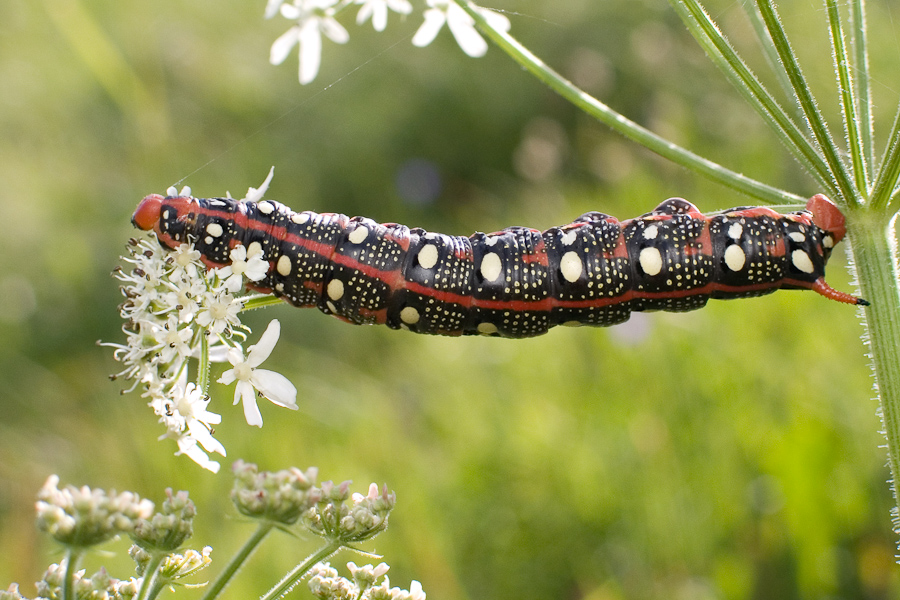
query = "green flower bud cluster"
(307, 562, 424, 600)
(231, 460, 319, 524)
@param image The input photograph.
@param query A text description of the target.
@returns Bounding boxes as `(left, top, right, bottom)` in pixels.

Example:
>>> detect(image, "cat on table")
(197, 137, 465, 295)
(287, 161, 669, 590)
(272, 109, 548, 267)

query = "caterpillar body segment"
(132, 193, 867, 338)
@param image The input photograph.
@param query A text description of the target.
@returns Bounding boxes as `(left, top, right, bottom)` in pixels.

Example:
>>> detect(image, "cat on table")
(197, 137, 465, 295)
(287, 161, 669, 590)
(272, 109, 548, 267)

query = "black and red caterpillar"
(132, 193, 867, 338)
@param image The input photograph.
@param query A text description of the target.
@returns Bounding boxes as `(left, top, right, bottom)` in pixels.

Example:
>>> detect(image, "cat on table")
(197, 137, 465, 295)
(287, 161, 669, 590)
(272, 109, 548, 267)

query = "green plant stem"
(241, 295, 286, 312)
(200, 522, 275, 600)
(826, 0, 869, 194)
(136, 553, 165, 600)
(62, 548, 84, 600)
(198, 329, 210, 394)
(668, 0, 833, 190)
(849, 0, 875, 170)
(873, 105, 900, 212)
(259, 539, 343, 600)
(456, 1, 803, 205)
(755, 0, 858, 207)
(846, 209, 900, 532)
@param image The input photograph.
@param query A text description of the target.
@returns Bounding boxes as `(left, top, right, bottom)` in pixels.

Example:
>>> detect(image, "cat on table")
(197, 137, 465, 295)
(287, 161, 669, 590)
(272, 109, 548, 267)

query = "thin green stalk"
(668, 0, 833, 190)
(62, 549, 84, 600)
(849, 0, 875, 170)
(846, 210, 900, 539)
(826, 0, 869, 194)
(740, 0, 800, 118)
(241, 295, 286, 312)
(756, 0, 859, 206)
(259, 539, 343, 600)
(872, 104, 900, 212)
(456, 1, 803, 205)
(197, 329, 210, 394)
(200, 522, 275, 600)
(135, 553, 165, 600)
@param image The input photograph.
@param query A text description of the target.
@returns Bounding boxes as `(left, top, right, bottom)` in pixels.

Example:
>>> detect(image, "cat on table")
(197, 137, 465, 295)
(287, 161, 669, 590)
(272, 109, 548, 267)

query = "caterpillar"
(132, 193, 867, 338)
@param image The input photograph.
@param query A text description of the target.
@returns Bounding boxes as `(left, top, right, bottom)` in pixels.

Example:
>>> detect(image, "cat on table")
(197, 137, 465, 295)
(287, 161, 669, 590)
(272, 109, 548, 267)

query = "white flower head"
(412, 0, 510, 58)
(270, 0, 350, 84)
(218, 319, 298, 427)
(214, 243, 270, 293)
(355, 0, 412, 32)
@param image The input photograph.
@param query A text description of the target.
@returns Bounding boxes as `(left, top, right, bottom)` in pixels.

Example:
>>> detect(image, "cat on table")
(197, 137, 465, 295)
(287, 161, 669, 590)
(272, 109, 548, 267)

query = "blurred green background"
(2, 0, 899, 598)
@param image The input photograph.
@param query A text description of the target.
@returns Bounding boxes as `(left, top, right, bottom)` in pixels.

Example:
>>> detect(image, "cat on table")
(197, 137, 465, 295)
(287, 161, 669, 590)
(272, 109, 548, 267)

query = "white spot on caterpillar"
(485, 236, 501, 247)
(418, 244, 439, 270)
(481, 253, 502, 282)
(247, 242, 263, 258)
(560, 251, 583, 283)
(277, 255, 292, 276)
(792, 249, 815, 274)
(163, 210, 171, 220)
(643, 225, 659, 240)
(326, 301, 337, 313)
(639, 247, 663, 276)
(348, 226, 368, 244)
(258, 201, 275, 215)
(275, 283, 284, 292)
(562, 321, 583, 327)
(206, 223, 224, 237)
(788, 231, 806, 243)
(727, 223, 742, 240)
(477, 322, 498, 335)
(560, 230, 577, 245)
(204, 236, 213, 244)
(327, 279, 344, 300)
(400, 306, 420, 325)
(291, 212, 310, 224)
(823, 235, 834, 249)
(724, 244, 746, 271)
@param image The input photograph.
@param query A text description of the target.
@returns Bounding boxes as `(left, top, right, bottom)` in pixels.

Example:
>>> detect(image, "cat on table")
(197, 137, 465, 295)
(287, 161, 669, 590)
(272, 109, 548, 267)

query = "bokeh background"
(2, 0, 899, 598)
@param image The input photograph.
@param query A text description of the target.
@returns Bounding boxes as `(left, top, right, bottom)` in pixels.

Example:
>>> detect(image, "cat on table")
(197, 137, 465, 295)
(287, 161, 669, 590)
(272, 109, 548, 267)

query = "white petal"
(187, 420, 226, 455)
(447, 5, 487, 57)
(237, 381, 264, 427)
(181, 441, 221, 473)
(270, 27, 301, 65)
(372, 4, 388, 31)
(321, 17, 350, 44)
(218, 368, 237, 386)
(264, 0, 284, 19)
(481, 8, 510, 33)
(412, 9, 447, 47)
(226, 347, 245, 367)
(298, 19, 323, 84)
(246, 319, 280, 367)
(252, 369, 298, 409)
(388, 0, 413, 15)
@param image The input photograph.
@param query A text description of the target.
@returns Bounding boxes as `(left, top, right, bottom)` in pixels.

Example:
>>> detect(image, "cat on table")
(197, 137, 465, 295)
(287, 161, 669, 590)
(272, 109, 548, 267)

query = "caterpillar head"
(133, 194, 198, 248)
(806, 193, 846, 246)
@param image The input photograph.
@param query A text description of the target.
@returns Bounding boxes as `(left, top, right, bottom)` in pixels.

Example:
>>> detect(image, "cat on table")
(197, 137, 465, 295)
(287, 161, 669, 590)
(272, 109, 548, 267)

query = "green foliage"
(1, 0, 898, 598)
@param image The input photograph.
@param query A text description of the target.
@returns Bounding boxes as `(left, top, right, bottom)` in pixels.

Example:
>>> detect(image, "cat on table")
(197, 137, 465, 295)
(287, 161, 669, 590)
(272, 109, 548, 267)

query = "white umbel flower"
(412, 0, 510, 58)
(270, 0, 349, 84)
(218, 320, 298, 427)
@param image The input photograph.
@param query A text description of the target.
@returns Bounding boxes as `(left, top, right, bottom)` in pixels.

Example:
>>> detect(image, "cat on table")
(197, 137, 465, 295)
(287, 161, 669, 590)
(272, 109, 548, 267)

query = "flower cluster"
(231, 460, 320, 524)
(106, 174, 298, 472)
(302, 480, 396, 544)
(35, 475, 154, 548)
(30, 563, 141, 600)
(267, 0, 510, 84)
(308, 562, 425, 600)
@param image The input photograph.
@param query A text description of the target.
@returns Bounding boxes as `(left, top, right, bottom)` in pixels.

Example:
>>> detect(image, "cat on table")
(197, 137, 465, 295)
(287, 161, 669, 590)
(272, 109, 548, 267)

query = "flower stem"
(755, 0, 858, 207)
(200, 522, 275, 600)
(259, 539, 343, 600)
(826, 0, 869, 194)
(667, 0, 832, 190)
(846, 208, 900, 538)
(849, 0, 875, 170)
(135, 553, 165, 600)
(455, 0, 802, 205)
(62, 548, 84, 600)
